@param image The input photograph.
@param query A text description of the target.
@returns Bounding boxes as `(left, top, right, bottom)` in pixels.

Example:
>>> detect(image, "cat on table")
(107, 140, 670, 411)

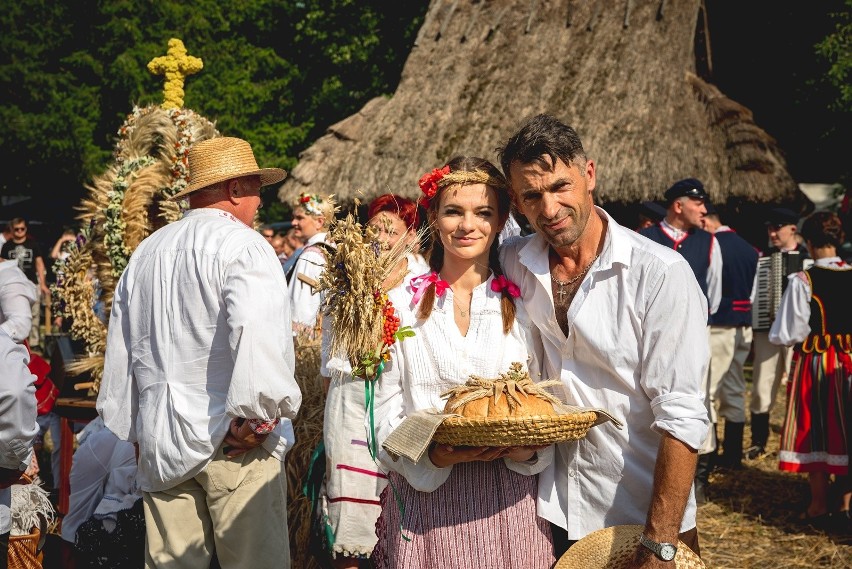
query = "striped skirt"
(372, 461, 554, 569)
(779, 347, 852, 474)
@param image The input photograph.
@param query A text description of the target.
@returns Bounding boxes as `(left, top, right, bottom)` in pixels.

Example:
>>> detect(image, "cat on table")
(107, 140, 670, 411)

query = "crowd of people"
(1, 113, 850, 569)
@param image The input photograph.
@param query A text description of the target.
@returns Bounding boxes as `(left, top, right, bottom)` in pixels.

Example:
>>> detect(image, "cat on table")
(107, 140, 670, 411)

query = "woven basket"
(432, 410, 599, 447)
(554, 525, 705, 569)
(7, 474, 45, 569)
(8, 529, 43, 569)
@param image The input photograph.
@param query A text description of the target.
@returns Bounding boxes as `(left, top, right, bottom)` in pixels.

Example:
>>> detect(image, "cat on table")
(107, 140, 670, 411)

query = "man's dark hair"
(497, 114, 587, 179)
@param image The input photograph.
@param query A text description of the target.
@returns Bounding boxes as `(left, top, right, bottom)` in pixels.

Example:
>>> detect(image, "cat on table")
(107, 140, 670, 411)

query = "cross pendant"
(555, 285, 568, 303)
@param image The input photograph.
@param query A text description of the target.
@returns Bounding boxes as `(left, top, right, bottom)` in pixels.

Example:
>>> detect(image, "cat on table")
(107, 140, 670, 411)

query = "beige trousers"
(699, 325, 753, 453)
(143, 444, 290, 569)
(749, 331, 792, 414)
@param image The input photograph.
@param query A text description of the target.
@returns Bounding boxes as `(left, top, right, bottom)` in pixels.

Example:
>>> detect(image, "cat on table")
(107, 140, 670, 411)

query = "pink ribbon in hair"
(410, 272, 450, 304)
(490, 275, 521, 298)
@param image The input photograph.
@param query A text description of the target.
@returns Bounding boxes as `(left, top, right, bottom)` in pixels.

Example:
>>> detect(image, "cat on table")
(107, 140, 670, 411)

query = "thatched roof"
(278, 0, 799, 210)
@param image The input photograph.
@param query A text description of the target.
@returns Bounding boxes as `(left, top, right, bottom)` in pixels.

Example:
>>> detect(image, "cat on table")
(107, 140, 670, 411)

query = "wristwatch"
(638, 533, 678, 562)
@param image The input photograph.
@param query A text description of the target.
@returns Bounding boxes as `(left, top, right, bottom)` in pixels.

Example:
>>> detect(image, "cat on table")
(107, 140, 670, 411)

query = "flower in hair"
(410, 271, 450, 304)
(491, 275, 520, 298)
(418, 166, 450, 208)
(298, 192, 324, 216)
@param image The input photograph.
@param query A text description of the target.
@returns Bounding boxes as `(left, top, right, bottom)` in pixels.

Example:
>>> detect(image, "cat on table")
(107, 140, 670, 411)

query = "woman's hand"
(502, 444, 550, 462)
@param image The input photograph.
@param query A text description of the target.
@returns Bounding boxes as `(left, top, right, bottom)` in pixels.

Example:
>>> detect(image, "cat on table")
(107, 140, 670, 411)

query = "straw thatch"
(278, 0, 798, 211)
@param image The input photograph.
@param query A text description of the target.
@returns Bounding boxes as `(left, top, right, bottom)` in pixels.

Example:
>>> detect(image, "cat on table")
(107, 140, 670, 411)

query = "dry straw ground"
(699, 370, 852, 568)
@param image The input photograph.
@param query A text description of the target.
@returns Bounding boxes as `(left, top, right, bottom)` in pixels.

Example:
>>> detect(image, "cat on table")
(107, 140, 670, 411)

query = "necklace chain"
(551, 253, 600, 287)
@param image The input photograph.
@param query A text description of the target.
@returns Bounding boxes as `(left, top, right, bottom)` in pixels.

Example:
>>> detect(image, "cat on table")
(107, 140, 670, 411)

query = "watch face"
(660, 543, 677, 561)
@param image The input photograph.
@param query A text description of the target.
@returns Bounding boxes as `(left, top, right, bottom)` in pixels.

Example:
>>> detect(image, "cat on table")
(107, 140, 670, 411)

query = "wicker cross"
(147, 38, 203, 110)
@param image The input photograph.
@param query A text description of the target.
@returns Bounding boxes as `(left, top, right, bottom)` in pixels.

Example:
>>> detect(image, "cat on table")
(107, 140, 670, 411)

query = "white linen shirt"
(373, 273, 554, 492)
(0, 260, 37, 342)
(0, 331, 38, 534)
(499, 207, 710, 539)
(288, 232, 331, 328)
(769, 257, 851, 346)
(98, 208, 302, 493)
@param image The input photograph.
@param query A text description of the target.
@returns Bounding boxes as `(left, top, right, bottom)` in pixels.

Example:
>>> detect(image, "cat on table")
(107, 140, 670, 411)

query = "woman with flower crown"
(319, 194, 428, 567)
(371, 156, 555, 568)
(287, 192, 336, 334)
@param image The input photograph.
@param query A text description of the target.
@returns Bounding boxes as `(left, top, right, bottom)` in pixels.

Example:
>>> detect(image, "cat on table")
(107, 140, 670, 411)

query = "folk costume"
(287, 232, 333, 330)
(371, 272, 555, 569)
(640, 219, 722, 315)
(319, 253, 428, 560)
(0, 260, 37, 342)
(769, 257, 852, 474)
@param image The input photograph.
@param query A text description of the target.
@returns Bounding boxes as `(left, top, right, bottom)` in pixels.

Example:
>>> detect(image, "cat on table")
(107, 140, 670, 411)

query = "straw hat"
(172, 137, 287, 199)
(555, 525, 705, 569)
(432, 410, 599, 447)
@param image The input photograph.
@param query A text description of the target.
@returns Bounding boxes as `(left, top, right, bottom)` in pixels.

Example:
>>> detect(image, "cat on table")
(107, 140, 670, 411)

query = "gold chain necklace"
(452, 292, 471, 318)
(551, 253, 599, 303)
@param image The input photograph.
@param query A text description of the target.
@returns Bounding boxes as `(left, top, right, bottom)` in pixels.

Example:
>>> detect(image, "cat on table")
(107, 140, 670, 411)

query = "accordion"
(752, 251, 813, 331)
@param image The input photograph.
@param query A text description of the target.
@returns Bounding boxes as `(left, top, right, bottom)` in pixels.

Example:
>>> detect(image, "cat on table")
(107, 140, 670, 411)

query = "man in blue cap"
(640, 178, 722, 503)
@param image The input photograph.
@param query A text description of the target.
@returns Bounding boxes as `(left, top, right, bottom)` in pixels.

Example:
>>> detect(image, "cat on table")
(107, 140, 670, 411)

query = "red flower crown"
(417, 166, 450, 208)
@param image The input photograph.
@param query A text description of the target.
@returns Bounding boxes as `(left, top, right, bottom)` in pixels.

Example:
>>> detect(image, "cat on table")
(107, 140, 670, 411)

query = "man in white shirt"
(1, 331, 38, 562)
(98, 137, 302, 569)
(285, 193, 335, 333)
(498, 114, 710, 565)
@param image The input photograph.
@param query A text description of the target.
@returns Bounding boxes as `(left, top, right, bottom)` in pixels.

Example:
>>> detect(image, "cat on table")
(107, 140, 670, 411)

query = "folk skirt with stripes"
(372, 460, 554, 569)
(778, 347, 852, 474)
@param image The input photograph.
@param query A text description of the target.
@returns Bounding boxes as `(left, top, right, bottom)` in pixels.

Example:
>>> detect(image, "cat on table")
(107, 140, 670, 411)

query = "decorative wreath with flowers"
(417, 165, 507, 208)
(51, 41, 219, 393)
(298, 192, 326, 217)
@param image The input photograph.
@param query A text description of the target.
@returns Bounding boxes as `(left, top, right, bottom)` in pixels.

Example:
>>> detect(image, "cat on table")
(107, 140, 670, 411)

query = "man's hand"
(24, 453, 39, 478)
(0, 466, 23, 489)
(222, 418, 269, 458)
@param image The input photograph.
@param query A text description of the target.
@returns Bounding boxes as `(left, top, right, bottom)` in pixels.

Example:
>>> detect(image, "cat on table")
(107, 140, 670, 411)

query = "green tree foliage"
(0, 0, 428, 225)
(816, 0, 852, 111)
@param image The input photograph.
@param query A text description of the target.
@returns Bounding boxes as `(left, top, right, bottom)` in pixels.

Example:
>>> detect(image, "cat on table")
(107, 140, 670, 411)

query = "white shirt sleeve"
(98, 274, 138, 443)
(373, 343, 453, 492)
(769, 273, 812, 346)
(0, 331, 38, 470)
(0, 280, 36, 342)
(222, 242, 302, 422)
(641, 259, 712, 451)
(706, 236, 723, 315)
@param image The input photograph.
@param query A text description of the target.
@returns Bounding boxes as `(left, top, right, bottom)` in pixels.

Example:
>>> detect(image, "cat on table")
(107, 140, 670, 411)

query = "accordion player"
(752, 251, 813, 332)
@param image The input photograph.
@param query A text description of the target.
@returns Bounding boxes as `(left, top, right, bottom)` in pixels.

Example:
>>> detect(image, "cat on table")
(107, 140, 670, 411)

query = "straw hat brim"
(554, 525, 705, 569)
(431, 411, 599, 447)
(172, 167, 286, 200)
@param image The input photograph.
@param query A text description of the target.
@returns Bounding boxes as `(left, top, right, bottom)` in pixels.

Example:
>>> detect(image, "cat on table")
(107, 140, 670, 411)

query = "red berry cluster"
(382, 300, 400, 346)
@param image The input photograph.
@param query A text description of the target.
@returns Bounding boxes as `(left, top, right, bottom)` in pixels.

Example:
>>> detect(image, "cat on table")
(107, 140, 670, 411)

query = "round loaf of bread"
(444, 389, 557, 418)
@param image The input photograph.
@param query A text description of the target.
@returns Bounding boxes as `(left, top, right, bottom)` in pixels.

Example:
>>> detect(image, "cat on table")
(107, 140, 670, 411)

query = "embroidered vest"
(709, 230, 759, 327)
(640, 224, 712, 298)
(284, 241, 334, 284)
(800, 265, 852, 353)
